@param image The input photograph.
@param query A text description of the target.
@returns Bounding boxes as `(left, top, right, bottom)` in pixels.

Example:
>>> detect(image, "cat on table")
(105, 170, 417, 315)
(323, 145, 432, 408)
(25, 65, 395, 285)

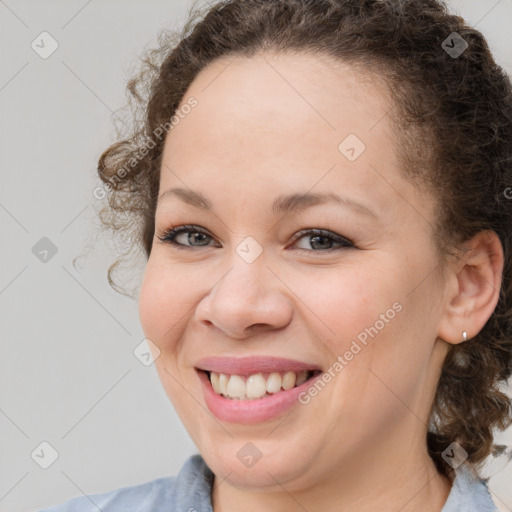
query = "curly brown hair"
(95, 0, 512, 480)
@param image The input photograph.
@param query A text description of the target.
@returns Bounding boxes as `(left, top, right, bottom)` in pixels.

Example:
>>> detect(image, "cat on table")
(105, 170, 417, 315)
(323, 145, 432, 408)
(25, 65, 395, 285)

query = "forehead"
(174, 51, 391, 140)
(159, 51, 428, 225)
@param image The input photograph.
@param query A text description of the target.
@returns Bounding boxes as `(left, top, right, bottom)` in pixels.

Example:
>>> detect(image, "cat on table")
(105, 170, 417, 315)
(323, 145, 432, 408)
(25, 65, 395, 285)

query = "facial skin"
(138, 52, 503, 512)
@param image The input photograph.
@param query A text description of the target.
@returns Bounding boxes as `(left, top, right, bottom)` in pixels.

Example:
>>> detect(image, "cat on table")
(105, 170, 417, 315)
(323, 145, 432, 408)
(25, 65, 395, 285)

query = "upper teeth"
(210, 370, 311, 400)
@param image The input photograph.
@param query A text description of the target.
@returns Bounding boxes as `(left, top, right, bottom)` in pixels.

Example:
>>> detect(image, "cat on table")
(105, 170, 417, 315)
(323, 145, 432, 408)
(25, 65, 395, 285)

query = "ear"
(437, 230, 504, 345)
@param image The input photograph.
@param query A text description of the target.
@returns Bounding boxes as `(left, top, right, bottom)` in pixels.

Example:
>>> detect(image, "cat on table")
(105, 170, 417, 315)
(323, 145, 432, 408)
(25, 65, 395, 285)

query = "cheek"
(138, 261, 200, 415)
(138, 258, 187, 350)
(288, 263, 387, 350)
(138, 255, 219, 354)
(296, 257, 427, 388)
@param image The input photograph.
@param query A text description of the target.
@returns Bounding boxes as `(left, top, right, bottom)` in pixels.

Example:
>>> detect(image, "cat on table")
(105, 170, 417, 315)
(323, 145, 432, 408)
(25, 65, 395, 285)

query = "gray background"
(1, 1, 511, 511)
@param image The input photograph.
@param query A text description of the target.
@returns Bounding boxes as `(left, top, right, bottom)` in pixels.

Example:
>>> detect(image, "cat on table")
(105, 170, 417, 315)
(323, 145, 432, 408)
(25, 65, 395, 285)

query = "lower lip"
(197, 370, 322, 424)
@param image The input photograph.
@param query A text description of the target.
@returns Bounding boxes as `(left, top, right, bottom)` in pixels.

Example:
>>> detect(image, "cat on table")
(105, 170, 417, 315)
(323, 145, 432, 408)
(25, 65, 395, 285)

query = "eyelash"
(155, 224, 355, 254)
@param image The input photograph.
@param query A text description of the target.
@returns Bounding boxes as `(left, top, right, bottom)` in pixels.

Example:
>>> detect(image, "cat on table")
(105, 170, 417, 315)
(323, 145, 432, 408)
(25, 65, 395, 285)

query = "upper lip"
(195, 356, 322, 375)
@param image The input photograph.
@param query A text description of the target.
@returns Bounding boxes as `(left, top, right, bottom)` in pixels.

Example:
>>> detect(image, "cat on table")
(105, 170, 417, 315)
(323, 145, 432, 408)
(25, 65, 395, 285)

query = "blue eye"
(155, 224, 355, 253)
(156, 224, 219, 249)
(292, 228, 354, 252)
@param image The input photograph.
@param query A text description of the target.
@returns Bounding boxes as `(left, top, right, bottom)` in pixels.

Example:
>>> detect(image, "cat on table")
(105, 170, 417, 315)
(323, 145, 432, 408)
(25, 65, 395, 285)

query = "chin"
(199, 439, 318, 491)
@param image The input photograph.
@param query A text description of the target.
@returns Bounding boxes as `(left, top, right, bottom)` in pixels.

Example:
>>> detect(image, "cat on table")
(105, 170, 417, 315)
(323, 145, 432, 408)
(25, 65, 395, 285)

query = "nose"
(194, 257, 293, 340)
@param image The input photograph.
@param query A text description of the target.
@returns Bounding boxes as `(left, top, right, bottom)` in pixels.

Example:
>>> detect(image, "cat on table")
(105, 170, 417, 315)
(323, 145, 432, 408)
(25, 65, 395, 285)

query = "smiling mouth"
(199, 369, 322, 400)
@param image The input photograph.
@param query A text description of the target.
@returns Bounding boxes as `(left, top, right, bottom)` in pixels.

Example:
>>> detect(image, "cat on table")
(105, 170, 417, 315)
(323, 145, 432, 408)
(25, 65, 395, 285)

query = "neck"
(211, 431, 452, 512)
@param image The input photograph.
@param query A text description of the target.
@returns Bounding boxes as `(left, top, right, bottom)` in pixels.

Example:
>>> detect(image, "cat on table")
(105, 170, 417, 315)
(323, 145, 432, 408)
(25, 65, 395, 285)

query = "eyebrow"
(158, 187, 378, 219)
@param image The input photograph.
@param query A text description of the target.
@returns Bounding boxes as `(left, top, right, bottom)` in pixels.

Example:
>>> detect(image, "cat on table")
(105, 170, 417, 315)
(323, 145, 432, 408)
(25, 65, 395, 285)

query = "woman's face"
(139, 52, 451, 491)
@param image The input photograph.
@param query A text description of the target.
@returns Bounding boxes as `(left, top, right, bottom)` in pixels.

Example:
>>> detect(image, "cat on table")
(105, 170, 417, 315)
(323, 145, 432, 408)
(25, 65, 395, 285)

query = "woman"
(39, 0, 512, 510)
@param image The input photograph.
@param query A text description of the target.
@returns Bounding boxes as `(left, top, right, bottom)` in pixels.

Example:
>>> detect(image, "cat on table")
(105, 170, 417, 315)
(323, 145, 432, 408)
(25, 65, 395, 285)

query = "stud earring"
(462, 331, 468, 342)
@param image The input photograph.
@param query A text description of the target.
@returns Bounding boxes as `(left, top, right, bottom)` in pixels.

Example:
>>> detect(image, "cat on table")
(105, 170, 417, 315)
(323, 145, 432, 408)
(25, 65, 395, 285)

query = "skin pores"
(138, 52, 453, 511)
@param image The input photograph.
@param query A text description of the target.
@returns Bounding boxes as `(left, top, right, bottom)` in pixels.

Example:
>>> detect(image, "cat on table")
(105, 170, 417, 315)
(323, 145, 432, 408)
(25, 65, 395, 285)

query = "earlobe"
(437, 230, 504, 345)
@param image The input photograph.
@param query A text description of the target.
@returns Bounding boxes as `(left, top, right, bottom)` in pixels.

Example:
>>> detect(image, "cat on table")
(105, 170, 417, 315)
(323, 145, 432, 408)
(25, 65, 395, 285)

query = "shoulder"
(36, 475, 174, 512)
(442, 462, 498, 512)
(36, 454, 213, 512)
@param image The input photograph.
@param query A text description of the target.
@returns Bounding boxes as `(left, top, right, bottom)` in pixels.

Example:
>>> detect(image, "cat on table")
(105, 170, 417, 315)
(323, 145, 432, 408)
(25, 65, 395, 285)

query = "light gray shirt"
(37, 453, 498, 511)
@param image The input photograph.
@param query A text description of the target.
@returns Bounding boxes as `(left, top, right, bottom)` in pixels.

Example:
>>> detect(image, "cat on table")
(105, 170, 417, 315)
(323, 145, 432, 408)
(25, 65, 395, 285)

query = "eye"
(156, 224, 218, 249)
(291, 228, 355, 253)
(155, 224, 355, 253)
